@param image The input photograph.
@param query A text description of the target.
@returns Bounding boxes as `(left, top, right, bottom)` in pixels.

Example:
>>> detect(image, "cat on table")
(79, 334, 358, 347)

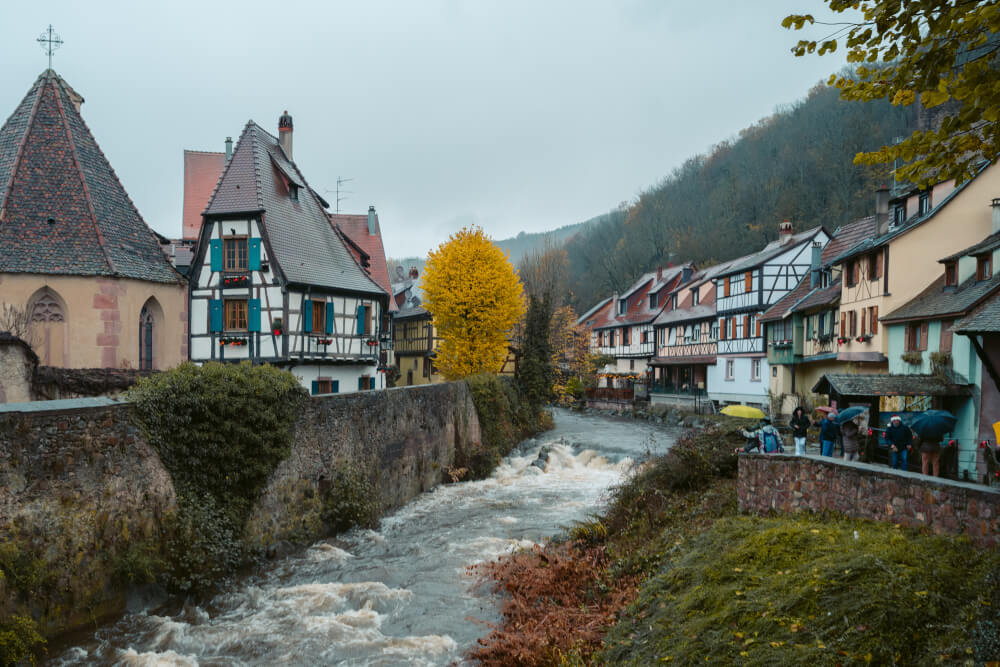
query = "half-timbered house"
(709, 222, 830, 409)
(188, 113, 389, 394)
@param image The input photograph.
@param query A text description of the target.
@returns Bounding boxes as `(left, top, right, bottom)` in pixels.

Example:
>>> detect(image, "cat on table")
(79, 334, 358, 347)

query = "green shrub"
(0, 615, 46, 666)
(127, 362, 307, 592)
(565, 376, 584, 399)
(321, 465, 380, 534)
(0, 541, 51, 599)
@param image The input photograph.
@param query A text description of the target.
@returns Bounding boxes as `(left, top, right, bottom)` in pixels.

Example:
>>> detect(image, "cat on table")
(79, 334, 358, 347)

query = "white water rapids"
(50, 410, 678, 666)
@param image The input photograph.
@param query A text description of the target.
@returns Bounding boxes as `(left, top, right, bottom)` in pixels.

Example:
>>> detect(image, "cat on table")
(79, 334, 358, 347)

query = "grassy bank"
(468, 417, 1000, 666)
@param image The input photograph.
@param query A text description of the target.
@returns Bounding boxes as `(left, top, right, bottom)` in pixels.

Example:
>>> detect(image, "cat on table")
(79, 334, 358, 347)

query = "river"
(50, 409, 678, 666)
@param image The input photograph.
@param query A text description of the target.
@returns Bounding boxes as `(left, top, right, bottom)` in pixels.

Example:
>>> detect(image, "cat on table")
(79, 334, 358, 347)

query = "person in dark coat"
(818, 411, 839, 457)
(920, 435, 942, 477)
(884, 414, 913, 471)
(789, 406, 810, 456)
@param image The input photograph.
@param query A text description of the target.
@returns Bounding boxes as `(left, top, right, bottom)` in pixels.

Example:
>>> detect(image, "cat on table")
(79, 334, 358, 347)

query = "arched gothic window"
(139, 306, 154, 370)
(29, 289, 67, 366)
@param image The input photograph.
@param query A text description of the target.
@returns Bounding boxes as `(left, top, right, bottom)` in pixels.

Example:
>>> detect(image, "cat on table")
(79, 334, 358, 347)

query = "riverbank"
(469, 418, 1000, 665)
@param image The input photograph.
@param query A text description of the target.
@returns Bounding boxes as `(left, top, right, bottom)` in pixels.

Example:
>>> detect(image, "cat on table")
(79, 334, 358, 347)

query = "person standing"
(789, 406, 810, 456)
(884, 415, 913, 471)
(919, 436, 942, 477)
(818, 411, 839, 457)
(841, 418, 861, 462)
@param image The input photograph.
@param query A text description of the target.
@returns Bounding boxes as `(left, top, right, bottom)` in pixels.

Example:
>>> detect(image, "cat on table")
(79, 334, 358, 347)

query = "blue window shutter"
(331, 380, 339, 393)
(248, 299, 261, 332)
(209, 299, 223, 332)
(210, 239, 222, 272)
(369, 377, 375, 390)
(303, 299, 313, 333)
(248, 238, 261, 271)
(356, 304, 365, 335)
(311, 380, 319, 395)
(325, 302, 334, 334)
(358, 376, 364, 391)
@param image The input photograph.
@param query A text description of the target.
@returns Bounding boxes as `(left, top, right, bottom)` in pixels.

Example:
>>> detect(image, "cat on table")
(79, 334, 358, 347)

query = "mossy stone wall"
(739, 454, 1000, 548)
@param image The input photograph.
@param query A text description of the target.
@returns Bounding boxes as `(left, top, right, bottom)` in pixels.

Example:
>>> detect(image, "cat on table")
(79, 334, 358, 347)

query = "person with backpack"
(736, 419, 784, 454)
(789, 406, 810, 456)
(817, 411, 840, 457)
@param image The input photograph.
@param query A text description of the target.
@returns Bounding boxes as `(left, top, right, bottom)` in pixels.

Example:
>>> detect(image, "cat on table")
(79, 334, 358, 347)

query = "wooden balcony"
(394, 335, 438, 355)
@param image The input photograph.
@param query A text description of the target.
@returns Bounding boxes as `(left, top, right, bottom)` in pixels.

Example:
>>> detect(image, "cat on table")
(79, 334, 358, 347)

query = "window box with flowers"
(856, 334, 873, 343)
(816, 333, 834, 344)
(270, 317, 284, 336)
(837, 336, 850, 346)
(901, 350, 923, 365)
(771, 339, 793, 349)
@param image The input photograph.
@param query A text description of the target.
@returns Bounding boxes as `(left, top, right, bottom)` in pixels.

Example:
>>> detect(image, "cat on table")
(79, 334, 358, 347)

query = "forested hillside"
(565, 83, 916, 311)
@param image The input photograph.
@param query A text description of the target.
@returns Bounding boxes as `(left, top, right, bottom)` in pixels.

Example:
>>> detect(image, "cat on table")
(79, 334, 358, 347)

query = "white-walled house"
(188, 113, 389, 394)
(708, 222, 830, 408)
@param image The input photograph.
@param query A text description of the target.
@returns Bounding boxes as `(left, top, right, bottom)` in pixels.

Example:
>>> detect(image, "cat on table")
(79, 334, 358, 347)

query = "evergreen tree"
(517, 293, 554, 408)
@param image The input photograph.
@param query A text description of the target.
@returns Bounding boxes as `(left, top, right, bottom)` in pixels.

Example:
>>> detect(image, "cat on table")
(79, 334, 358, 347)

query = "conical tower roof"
(0, 70, 182, 283)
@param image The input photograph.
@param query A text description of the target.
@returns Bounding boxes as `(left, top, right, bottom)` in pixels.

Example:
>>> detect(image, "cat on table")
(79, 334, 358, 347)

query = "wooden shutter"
(209, 299, 223, 332)
(742, 314, 749, 339)
(303, 299, 313, 333)
(840, 312, 846, 337)
(210, 239, 223, 272)
(940, 319, 954, 353)
(755, 314, 762, 337)
(724, 276, 731, 297)
(719, 318, 726, 340)
(875, 251, 883, 279)
(850, 310, 857, 336)
(248, 238, 262, 271)
(745, 271, 752, 293)
(919, 322, 929, 350)
(325, 303, 334, 334)
(860, 308, 867, 335)
(871, 306, 879, 334)
(359, 376, 366, 390)
(248, 298, 261, 332)
(356, 304, 366, 335)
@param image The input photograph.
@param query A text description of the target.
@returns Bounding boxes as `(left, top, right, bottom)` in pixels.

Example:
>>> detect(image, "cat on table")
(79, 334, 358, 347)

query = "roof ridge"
(50, 77, 115, 275)
(0, 76, 45, 221)
(184, 149, 225, 156)
(249, 123, 264, 210)
(201, 121, 254, 217)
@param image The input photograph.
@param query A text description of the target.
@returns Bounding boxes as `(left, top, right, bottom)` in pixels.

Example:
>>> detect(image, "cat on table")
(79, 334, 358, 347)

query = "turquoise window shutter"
(311, 380, 319, 395)
(210, 239, 222, 272)
(248, 238, 261, 271)
(358, 376, 364, 391)
(356, 304, 365, 335)
(248, 299, 261, 332)
(325, 303, 334, 334)
(332, 380, 340, 393)
(303, 299, 313, 333)
(209, 299, 222, 332)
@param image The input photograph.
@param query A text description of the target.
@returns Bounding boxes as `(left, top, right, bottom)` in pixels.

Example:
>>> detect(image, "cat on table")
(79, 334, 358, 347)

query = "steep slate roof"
(830, 162, 991, 266)
(332, 212, 397, 312)
(759, 218, 872, 322)
(594, 264, 691, 329)
(652, 262, 732, 327)
(0, 70, 182, 283)
(182, 150, 225, 240)
(940, 230, 1000, 263)
(812, 373, 972, 397)
(882, 273, 1000, 323)
(204, 121, 385, 296)
(719, 226, 826, 276)
(954, 291, 1000, 333)
(576, 297, 612, 326)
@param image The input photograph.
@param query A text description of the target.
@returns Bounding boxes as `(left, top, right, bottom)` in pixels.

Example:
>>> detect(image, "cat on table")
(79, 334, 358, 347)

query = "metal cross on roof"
(37, 25, 63, 70)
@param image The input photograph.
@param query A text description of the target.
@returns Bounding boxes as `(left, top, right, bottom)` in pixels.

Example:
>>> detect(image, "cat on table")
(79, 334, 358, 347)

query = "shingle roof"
(204, 121, 385, 296)
(759, 273, 815, 323)
(720, 226, 826, 275)
(882, 273, 1000, 323)
(939, 231, 1000, 263)
(954, 291, 1000, 333)
(0, 70, 182, 284)
(576, 297, 612, 326)
(182, 150, 225, 240)
(812, 373, 972, 397)
(332, 212, 396, 312)
(791, 280, 841, 314)
(593, 264, 694, 329)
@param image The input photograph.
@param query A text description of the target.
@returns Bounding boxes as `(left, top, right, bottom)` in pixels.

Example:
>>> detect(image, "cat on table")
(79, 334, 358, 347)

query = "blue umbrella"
(835, 406, 868, 424)
(909, 410, 957, 441)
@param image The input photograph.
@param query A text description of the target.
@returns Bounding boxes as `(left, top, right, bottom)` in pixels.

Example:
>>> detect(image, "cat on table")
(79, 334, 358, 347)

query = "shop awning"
(811, 373, 972, 398)
(649, 356, 717, 367)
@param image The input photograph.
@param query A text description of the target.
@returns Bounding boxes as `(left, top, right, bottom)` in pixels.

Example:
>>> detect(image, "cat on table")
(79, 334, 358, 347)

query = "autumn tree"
(784, 1, 1000, 185)
(549, 304, 589, 379)
(422, 226, 526, 380)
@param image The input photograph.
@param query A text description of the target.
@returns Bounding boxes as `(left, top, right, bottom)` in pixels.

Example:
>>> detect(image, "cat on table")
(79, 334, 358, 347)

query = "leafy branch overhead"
(784, 0, 1000, 185)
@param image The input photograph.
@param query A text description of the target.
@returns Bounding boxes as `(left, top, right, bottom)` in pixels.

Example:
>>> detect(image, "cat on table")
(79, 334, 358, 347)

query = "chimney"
(778, 220, 794, 244)
(810, 241, 823, 288)
(409, 266, 419, 279)
(993, 198, 1000, 234)
(613, 291, 620, 315)
(225, 137, 233, 163)
(656, 266, 663, 282)
(278, 110, 293, 160)
(876, 185, 891, 236)
(368, 205, 377, 235)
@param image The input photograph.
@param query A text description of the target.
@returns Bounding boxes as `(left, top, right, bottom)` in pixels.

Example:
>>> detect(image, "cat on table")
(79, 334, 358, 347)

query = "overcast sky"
(1, 1, 846, 259)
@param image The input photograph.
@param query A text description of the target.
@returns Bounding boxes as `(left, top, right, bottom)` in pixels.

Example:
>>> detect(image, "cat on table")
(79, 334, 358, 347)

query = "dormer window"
(892, 204, 906, 226)
(223, 236, 248, 272)
(672, 294, 678, 309)
(944, 261, 957, 287)
(288, 183, 299, 202)
(692, 289, 699, 306)
(618, 299, 627, 315)
(919, 191, 931, 216)
(977, 255, 993, 281)
(649, 293, 657, 309)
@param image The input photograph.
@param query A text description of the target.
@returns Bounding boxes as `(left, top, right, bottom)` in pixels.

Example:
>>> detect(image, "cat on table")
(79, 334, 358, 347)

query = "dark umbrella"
(909, 410, 957, 441)
(835, 406, 868, 424)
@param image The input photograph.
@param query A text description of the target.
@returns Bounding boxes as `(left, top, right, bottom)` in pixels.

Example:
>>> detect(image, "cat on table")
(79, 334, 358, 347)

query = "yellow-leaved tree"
(422, 226, 526, 380)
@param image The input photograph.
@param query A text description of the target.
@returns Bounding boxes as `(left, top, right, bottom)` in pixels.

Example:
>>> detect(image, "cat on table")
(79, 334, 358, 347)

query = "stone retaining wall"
(738, 454, 1000, 548)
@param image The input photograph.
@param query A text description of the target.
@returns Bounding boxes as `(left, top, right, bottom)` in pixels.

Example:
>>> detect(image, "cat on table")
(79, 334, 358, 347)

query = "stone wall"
(0, 398, 176, 635)
(738, 454, 1000, 548)
(0, 382, 483, 636)
(0, 333, 36, 403)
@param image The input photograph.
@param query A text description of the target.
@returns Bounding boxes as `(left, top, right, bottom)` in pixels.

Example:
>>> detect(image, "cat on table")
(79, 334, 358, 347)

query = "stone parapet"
(738, 454, 1000, 549)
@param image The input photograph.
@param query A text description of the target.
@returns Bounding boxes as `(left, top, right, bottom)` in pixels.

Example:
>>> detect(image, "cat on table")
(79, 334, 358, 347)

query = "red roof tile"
(332, 212, 396, 312)
(182, 150, 225, 240)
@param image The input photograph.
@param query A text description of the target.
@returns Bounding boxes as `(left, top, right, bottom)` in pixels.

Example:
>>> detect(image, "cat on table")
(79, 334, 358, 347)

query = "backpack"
(762, 429, 781, 454)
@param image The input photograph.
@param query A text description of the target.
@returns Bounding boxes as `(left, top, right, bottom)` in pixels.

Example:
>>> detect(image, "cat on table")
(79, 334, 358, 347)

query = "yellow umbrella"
(720, 405, 766, 419)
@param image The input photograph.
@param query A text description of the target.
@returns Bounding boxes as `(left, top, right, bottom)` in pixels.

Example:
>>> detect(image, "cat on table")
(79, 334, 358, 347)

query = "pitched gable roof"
(332, 212, 397, 312)
(182, 150, 225, 240)
(720, 226, 826, 276)
(0, 70, 182, 283)
(204, 121, 385, 296)
(882, 273, 1000, 323)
